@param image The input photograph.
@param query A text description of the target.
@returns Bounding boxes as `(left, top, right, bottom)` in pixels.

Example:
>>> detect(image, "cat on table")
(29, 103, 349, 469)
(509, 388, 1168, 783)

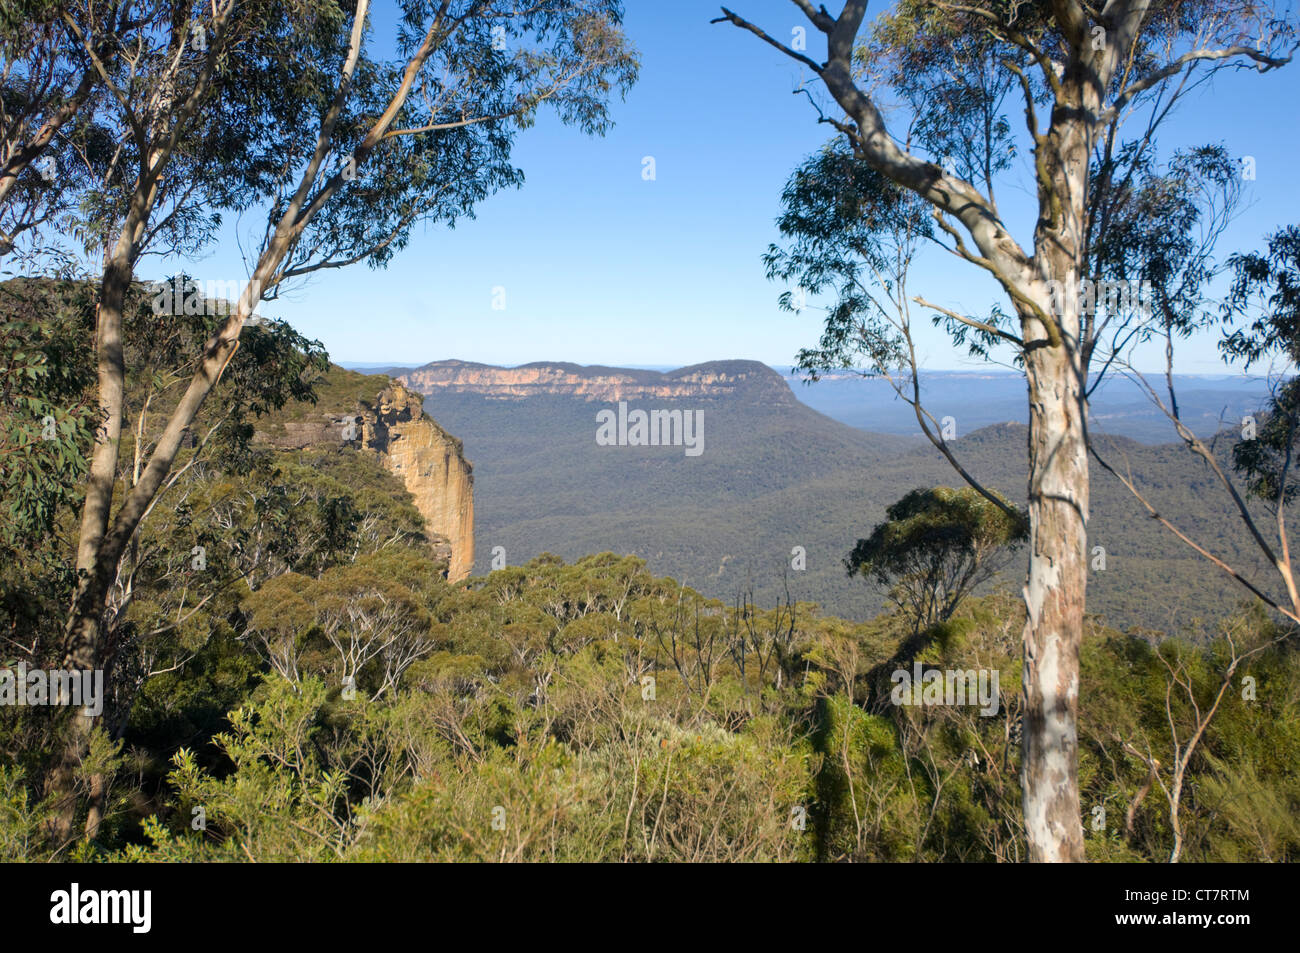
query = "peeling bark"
(1020, 339, 1088, 862)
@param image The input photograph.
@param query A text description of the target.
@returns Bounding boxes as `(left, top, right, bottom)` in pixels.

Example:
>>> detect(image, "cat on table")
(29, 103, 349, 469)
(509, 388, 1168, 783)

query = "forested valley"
(2, 0, 1299, 875)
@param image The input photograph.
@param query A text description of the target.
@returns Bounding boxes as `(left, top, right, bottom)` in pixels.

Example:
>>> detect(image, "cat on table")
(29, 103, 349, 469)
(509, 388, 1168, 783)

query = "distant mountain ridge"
(772, 367, 1272, 443)
(349, 359, 1274, 445)
(396, 359, 797, 404)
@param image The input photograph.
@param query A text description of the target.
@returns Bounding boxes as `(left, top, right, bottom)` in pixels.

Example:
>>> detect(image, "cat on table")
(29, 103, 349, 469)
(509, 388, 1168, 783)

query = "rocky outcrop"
(397, 359, 797, 405)
(257, 379, 475, 582)
(364, 382, 475, 582)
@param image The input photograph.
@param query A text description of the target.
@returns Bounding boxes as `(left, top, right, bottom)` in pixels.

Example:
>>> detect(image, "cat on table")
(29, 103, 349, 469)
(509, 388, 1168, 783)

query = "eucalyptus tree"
(718, 0, 1295, 861)
(0, 1, 116, 262)
(38, 0, 635, 843)
(846, 486, 1027, 635)
(34, 0, 337, 843)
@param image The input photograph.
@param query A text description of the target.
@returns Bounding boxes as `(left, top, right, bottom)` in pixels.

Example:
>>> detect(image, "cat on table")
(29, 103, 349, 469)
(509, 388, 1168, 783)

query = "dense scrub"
(5, 540, 1296, 861)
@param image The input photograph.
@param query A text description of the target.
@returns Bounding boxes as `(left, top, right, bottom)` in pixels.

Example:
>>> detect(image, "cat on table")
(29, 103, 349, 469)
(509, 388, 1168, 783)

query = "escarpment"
(366, 382, 475, 581)
(397, 359, 798, 405)
(257, 375, 475, 582)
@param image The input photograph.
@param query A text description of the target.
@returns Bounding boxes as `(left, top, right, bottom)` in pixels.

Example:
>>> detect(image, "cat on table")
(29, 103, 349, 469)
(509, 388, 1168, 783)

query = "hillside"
(253, 366, 476, 580)
(398, 359, 1289, 634)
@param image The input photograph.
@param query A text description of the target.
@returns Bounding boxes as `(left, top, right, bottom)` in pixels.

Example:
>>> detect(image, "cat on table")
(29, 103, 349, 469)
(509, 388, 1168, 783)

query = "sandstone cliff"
(365, 382, 475, 581)
(257, 376, 475, 582)
(397, 359, 798, 405)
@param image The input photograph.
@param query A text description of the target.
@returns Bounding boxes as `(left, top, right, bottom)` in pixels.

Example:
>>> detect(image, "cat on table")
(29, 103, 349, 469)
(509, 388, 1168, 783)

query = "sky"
(156, 0, 1300, 373)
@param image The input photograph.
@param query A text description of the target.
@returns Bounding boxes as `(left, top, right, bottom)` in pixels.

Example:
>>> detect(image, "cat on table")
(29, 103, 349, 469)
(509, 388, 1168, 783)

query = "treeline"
(7, 541, 1298, 861)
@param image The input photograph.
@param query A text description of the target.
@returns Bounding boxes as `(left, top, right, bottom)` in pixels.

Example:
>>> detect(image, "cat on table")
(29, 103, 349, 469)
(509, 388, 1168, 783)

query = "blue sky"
(160, 0, 1300, 372)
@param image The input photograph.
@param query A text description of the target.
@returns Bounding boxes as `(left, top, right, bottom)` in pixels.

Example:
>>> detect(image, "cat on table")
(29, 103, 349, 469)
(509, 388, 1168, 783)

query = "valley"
(389, 359, 1286, 634)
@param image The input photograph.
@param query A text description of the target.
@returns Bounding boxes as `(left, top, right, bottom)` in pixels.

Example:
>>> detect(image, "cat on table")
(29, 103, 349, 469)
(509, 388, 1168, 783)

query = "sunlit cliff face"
(397, 360, 796, 404)
(368, 383, 475, 583)
(256, 381, 475, 583)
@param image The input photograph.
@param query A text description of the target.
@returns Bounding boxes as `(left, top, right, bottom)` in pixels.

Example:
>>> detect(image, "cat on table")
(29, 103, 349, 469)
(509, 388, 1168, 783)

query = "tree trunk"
(44, 710, 94, 848)
(46, 1, 242, 844)
(46, 244, 136, 845)
(1020, 333, 1089, 862)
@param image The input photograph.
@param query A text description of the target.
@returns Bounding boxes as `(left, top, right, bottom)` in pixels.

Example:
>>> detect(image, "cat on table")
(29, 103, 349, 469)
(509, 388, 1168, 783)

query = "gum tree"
(717, 0, 1295, 860)
(44, 0, 636, 842)
(0, 1, 111, 259)
(846, 486, 1027, 634)
(35, 0, 339, 844)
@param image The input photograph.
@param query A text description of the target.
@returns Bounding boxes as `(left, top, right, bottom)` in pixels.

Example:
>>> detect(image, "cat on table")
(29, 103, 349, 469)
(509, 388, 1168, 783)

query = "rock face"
(365, 382, 475, 582)
(258, 380, 475, 582)
(397, 359, 798, 405)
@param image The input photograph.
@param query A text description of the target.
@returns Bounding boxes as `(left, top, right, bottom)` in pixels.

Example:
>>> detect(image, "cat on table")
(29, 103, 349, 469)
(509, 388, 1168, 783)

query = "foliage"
(1223, 228, 1300, 504)
(846, 486, 1027, 631)
(6, 525, 1295, 863)
(0, 278, 96, 550)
